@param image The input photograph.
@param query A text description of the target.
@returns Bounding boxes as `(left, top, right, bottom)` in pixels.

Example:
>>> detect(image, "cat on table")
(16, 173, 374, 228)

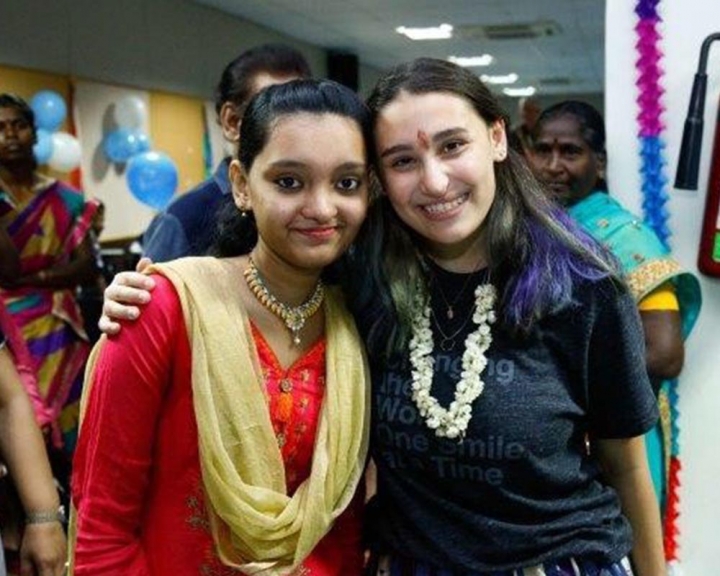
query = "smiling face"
(374, 90, 506, 262)
(231, 112, 368, 273)
(530, 113, 605, 205)
(0, 106, 35, 165)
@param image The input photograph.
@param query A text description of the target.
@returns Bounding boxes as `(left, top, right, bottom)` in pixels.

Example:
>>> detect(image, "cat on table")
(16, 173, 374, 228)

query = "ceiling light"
(448, 55, 494, 67)
(481, 73, 519, 85)
(502, 86, 536, 97)
(396, 24, 453, 41)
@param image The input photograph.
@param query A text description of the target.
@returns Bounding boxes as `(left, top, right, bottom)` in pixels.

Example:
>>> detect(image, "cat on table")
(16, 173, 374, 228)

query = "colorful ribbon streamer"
(635, 1, 681, 564)
(635, 1, 672, 248)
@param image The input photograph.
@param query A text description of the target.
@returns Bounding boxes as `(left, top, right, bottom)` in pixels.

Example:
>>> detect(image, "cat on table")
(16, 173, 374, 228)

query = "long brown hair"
(349, 58, 618, 359)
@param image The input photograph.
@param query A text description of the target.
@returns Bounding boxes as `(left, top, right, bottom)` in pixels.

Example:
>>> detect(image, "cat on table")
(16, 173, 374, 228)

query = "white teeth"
(423, 194, 467, 214)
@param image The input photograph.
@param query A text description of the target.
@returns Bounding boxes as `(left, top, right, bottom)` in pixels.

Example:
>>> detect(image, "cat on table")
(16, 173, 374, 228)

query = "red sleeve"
(71, 275, 183, 575)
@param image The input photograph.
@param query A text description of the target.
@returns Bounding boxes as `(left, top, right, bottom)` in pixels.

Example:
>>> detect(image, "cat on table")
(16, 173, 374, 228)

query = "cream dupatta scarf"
(71, 257, 370, 575)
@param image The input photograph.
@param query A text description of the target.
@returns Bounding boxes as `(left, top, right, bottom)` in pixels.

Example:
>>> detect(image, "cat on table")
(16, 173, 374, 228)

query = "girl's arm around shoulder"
(72, 274, 184, 576)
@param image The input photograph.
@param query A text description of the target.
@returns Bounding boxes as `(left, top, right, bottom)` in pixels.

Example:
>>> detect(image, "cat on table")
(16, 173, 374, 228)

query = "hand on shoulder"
(99, 257, 156, 335)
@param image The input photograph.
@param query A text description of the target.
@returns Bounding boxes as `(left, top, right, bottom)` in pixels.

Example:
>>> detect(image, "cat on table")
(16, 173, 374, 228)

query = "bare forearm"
(20, 254, 97, 290)
(0, 376, 59, 515)
(641, 310, 684, 381)
(598, 439, 666, 576)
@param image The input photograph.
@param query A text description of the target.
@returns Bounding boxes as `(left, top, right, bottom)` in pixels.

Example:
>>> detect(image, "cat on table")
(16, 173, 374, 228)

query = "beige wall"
(149, 91, 205, 194)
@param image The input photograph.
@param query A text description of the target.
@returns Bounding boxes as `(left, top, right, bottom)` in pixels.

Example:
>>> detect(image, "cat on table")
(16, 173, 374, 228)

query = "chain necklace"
(430, 307, 475, 352)
(428, 259, 489, 349)
(427, 255, 486, 320)
(243, 256, 325, 345)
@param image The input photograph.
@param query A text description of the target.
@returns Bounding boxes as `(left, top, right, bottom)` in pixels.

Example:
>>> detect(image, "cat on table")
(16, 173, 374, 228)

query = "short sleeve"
(586, 279, 659, 439)
(637, 283, 679, 311)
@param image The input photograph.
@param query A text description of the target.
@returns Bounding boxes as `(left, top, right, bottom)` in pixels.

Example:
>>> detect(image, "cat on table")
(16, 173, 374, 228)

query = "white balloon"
(114, 95, 147, 129)
(48, 132, 82, 172)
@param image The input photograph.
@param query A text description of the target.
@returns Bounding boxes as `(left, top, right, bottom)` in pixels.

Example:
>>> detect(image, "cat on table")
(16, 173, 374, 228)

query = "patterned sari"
(0, 176, 97, 450)
(568, 190, 702, 553)
(0, 300, 51, 427)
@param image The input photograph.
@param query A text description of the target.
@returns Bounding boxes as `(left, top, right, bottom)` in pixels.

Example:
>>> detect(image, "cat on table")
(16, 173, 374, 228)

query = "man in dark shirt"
(142, 44, 311, 261)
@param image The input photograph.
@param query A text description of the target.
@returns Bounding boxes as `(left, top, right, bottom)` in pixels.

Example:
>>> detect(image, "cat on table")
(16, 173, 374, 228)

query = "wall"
(0, 0, 328, 99)
(0, 0, 385, 240)
(606, 2, 720, 572)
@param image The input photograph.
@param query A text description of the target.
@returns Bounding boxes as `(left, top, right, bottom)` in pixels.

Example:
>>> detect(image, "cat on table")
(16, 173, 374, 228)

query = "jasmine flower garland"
(409, 283, 496, 439)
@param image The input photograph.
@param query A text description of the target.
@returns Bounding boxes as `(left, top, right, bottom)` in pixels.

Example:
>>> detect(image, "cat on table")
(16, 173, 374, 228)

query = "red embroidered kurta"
(72, 275, 363, 575)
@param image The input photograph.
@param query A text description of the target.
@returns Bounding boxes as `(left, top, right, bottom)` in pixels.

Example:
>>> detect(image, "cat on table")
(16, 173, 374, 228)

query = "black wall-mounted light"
(674, 32, 720, 190)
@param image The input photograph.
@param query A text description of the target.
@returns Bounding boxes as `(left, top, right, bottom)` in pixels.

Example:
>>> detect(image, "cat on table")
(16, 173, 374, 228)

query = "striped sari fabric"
(0, 178, 97, 450)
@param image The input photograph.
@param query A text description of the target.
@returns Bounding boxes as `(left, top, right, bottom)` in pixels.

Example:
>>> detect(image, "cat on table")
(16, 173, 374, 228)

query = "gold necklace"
(425, 254, 486, 320)
(430, 306, 475, 351)
(431, 272, 476, 320)
(243, 256, 324, 345)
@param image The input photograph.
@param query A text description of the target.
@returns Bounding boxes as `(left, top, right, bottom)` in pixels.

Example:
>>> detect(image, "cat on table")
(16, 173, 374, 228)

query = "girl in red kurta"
(70, 79, 372, 576)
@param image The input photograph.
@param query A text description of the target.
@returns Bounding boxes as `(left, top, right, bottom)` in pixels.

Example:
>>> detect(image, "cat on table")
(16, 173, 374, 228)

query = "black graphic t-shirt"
(367, 274, 657, 573)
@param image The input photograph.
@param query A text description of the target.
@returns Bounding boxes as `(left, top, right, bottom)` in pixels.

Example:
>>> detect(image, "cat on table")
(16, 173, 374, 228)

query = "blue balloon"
(33, 129, 54, 164)
(103, 129, 135, 163)
(103, 129, 153, 163)
(126, 151, 178, 210)
(134, 131, 152, 154)
(30, 91, 67, 132)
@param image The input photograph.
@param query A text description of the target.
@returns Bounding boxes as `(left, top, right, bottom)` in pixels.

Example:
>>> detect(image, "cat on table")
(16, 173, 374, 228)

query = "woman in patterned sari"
(530, 100, 702, 554)
(0, 94, 99, 454)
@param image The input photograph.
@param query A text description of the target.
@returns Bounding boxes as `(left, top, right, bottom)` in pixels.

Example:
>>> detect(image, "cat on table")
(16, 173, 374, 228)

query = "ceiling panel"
(194, 0, 605, 96)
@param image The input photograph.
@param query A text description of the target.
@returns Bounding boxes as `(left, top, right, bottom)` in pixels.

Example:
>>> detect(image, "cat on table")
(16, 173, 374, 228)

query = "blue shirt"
(142, 158, 232, 262)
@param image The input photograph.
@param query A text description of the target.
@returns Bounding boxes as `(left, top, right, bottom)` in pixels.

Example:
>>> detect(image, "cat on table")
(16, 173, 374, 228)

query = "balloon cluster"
(30, 91, 81, 172)
(103, 96, 178, 210)
(103, 96, 151, 163)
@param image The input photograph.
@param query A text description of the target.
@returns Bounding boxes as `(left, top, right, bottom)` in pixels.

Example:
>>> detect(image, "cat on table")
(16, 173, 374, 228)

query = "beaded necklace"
(243, 256, 324, 345)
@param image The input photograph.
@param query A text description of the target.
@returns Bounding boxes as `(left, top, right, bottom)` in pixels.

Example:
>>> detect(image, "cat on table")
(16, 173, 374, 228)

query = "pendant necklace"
(428, 256, 486, 320)
(243, 256, 324, 345)
(428, 258, 490, 350)
(431, 307, 475, 352)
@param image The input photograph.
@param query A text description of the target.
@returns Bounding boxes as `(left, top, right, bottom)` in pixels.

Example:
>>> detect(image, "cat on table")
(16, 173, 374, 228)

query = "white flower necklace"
(409, 282, 497, 440)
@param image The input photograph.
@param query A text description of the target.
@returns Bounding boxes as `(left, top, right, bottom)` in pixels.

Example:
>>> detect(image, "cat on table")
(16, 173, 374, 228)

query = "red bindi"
(417, 130, 431, 149)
